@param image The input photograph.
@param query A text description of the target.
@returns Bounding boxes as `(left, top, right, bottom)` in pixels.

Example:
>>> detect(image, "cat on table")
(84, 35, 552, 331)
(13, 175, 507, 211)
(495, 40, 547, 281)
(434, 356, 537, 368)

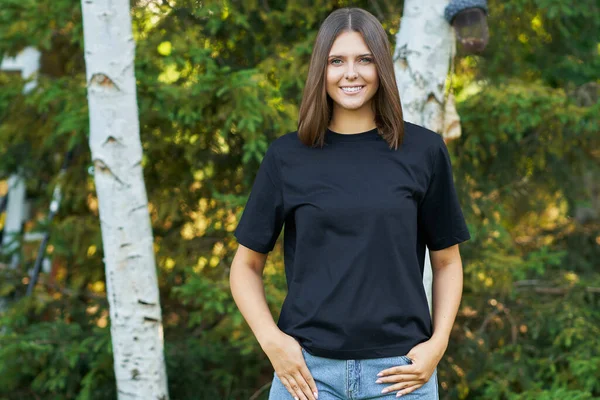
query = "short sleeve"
(234, 144, 285, 254)
(418, 136, 471, 251)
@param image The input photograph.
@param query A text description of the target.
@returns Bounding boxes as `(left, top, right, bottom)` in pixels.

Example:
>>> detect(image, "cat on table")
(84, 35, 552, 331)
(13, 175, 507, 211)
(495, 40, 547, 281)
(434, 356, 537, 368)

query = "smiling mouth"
(340, 85, 365, 94)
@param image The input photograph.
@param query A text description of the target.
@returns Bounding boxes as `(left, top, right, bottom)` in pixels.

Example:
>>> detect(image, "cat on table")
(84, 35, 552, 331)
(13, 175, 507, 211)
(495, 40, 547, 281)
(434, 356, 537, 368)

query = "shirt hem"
(300, 341, 424, 360)
(429, 229, 471, 251)
(234, 232, 272, 254)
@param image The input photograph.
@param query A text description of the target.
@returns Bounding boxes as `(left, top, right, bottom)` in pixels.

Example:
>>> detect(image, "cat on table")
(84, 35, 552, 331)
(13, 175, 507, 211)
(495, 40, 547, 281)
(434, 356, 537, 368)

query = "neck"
(329, 102, 376, 134)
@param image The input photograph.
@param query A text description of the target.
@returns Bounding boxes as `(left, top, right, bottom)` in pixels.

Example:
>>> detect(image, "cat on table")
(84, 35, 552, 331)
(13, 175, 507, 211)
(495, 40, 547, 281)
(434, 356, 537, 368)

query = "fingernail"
(314, 391, 319, 399)
(375, 379, 382, 383)
(381, 389, 389, 394)
(396, 393, 403, 397)
(377, 372, 383, 377)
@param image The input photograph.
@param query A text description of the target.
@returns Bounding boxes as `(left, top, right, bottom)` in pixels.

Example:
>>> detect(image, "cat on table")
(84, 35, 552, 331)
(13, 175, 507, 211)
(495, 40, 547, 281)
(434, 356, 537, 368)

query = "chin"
(333, 96, 375, 110)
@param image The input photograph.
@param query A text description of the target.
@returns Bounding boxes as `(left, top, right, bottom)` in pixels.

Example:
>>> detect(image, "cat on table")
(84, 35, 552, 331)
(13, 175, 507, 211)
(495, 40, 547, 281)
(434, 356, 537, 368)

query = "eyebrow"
(328, 53, 373, 58)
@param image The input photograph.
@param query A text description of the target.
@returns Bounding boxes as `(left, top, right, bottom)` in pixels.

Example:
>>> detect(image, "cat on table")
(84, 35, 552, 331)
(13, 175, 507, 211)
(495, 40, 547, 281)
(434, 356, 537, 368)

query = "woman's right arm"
(229, 244, 319, 400)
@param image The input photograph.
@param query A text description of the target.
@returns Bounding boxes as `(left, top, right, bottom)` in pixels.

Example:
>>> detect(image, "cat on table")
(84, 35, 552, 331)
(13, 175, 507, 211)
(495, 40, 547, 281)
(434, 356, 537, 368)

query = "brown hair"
(297, 7, 405, 150)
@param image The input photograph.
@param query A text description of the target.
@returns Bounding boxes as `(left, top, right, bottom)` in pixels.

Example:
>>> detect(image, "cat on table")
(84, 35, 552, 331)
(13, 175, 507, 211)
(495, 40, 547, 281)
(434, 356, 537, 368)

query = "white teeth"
(341, 86, 364, 93)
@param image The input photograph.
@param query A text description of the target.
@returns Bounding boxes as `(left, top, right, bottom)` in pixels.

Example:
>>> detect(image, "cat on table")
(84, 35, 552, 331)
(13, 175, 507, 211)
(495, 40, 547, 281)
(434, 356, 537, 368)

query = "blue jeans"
(268, 347, 439, 399)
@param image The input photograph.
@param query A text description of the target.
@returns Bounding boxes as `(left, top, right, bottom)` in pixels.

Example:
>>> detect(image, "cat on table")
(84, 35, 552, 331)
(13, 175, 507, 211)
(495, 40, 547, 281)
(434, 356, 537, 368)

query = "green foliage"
(0, 0, 598, 399)
(476, 0, 600, 86)
(444, 2, 600, 393)
(0, 297, 116, 399)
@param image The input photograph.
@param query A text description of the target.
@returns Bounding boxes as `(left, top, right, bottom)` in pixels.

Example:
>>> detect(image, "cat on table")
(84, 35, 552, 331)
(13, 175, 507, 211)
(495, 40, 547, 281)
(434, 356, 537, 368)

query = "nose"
(345, 65, 358, 79)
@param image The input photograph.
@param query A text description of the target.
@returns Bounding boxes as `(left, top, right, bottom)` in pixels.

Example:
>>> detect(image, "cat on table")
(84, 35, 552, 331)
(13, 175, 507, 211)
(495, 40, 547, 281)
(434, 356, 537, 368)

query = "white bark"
(2, 176, 26, 269)
(1, 47, 40, 312)
(80, 1, 169, 398)
(0, 46, 41, 93)
(1, 47, 41, 266)
(393, 0, 455, 316)
(0, 176, 27, 314)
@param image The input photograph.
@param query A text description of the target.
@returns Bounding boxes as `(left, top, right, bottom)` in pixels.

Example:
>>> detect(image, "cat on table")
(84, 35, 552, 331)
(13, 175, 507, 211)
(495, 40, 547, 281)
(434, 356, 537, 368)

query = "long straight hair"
(297, 7, 404, 150)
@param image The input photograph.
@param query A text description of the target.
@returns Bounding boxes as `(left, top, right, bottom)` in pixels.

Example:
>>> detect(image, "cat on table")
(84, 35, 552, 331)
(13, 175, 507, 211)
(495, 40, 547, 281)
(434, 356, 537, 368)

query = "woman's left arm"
(429, 243, 464, 352)
(375, 244, 464, 396)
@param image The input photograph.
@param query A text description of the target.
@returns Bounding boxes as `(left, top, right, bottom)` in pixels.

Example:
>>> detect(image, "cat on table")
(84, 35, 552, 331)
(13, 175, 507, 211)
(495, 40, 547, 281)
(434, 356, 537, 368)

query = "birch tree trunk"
(393, 0, 456, 316)
(1, 47, 40, 313)
(80, 1, 169, 398)
(0, 175, 26, 314)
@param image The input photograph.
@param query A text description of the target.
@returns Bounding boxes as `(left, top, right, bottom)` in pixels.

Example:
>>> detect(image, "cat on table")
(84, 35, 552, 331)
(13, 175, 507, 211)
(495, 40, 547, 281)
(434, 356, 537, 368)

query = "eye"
(329, 57, 373, 65)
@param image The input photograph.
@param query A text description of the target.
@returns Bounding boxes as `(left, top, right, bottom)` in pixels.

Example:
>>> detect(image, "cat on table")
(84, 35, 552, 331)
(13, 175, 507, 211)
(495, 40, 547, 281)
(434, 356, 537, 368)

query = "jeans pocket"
(398, 355, 413, 364)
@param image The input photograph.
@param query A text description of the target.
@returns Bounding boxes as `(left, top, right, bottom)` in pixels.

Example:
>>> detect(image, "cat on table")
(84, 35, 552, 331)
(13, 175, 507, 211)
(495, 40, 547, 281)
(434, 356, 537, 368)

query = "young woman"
(229, 7, 470, 400)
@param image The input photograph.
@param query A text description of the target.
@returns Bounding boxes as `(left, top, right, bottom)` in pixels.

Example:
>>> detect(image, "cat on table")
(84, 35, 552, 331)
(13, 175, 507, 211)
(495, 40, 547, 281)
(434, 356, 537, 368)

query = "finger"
(279, 375, 298, 400)
(278, 375, 296, 399)
(293, 370, 317, 400)
(287, 375, 310, 400)
(379, 380, 421, 395)
(376, 373, 417, 384)
(394, 382, 424, 397)
(299, 364, 319, 400)
(377, 364, 416, 377)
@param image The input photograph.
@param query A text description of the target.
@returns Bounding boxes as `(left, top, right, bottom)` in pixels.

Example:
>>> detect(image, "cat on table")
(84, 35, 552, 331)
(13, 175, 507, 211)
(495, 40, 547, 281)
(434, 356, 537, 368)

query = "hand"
(375, 337, 447, 397)
(262, 331, 319, 400)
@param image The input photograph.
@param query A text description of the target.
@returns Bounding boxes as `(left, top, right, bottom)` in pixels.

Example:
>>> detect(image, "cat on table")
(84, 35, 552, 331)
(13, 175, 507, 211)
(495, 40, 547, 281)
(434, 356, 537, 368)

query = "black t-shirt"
(234, 121, 471, 360)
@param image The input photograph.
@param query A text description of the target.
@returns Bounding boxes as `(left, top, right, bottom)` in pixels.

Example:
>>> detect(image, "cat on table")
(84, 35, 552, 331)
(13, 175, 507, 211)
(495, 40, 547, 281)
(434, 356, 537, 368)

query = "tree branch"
(514, 280, 600, 294)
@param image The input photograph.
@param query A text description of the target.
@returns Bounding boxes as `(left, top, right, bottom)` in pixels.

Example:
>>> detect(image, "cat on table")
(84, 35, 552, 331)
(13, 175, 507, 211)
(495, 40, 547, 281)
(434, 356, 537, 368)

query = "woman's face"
(326, 31, 379, 113)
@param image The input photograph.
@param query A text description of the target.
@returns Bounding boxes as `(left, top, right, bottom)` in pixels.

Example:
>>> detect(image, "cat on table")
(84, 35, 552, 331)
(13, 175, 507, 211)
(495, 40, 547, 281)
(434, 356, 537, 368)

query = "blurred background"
(0, 0, 599, 399)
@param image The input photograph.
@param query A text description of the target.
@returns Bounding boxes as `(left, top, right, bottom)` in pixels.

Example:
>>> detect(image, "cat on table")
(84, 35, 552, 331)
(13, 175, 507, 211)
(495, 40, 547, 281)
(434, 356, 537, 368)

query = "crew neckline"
(325, 126, 381, 143)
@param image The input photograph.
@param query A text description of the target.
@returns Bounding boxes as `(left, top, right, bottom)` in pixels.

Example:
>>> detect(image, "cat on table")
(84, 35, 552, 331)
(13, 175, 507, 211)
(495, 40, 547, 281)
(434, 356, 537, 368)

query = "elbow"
(231, 244, 268, 276)
(430, 244, 463, 271)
